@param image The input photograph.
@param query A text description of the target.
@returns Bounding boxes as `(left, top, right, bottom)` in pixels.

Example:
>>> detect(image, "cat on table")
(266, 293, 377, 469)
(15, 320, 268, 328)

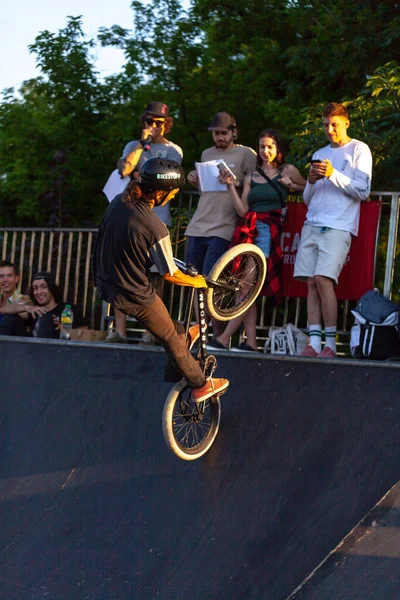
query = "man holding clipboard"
(185, 112, 256, 335)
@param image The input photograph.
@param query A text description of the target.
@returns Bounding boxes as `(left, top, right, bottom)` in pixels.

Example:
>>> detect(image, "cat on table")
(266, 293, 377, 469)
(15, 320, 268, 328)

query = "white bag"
(350, 323, 361, 357)
(264, 324, 309, 356)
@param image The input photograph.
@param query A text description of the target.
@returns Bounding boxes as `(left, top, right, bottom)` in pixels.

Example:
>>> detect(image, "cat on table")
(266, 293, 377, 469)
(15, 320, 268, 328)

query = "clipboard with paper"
(103, 169, 130, 203)
(195, 160, 234, 192)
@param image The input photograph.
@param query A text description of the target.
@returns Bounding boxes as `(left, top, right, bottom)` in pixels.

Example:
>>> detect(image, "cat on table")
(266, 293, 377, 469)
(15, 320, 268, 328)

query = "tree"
(0, 17, 128, 226)
(1, 3, 400, 228)
(289, 61, 400, 188)
(284, 0, 400, 103)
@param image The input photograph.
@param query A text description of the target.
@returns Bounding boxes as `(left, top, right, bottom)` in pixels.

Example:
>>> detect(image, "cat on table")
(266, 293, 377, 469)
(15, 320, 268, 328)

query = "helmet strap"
(157, 189, 178, 207)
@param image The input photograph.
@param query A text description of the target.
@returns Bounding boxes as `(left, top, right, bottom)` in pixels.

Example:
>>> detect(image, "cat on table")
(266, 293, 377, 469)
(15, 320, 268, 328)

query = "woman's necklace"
(260, 164, 279, 178)
(261, 163, 279, 178)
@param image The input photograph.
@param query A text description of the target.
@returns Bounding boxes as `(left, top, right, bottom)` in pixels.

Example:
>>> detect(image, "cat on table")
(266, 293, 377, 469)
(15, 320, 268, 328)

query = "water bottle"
(60, 304, 74, 339)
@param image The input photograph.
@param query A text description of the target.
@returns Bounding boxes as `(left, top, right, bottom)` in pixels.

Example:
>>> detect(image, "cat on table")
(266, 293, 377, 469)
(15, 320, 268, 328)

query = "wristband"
(138, 139, 146, 148)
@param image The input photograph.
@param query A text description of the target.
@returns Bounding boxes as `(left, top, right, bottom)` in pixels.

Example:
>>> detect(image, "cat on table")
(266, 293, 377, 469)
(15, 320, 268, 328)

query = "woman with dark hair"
(207, 129, 306, 352)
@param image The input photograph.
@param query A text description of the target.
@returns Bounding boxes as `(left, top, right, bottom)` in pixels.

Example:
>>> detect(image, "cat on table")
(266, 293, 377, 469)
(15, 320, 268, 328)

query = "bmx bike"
(162, 243, 267, 461)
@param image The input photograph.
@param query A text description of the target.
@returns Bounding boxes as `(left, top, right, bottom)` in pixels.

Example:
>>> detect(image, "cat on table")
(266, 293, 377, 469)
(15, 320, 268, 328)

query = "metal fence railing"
(1, 190, 399, 345)
(162, 190, 400, 352)
(1, 228, 98, 327)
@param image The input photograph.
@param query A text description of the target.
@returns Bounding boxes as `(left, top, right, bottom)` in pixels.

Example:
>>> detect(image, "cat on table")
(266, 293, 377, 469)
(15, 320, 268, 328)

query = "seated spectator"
(28, 272, 86, 338)
(0, 259, 29, 313)
(0, 260, 39, 336)
(0, 271, 86, 338)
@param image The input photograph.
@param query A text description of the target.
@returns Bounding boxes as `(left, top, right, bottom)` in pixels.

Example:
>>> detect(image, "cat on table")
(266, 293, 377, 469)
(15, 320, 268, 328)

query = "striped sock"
(309, 325, 322, 353)
(325, 327, 337, 352)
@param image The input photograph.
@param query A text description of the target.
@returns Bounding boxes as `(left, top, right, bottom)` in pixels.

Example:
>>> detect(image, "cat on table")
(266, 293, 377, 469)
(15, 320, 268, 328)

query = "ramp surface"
(291, 470, 400, 599)
(1, 337, 400, 600)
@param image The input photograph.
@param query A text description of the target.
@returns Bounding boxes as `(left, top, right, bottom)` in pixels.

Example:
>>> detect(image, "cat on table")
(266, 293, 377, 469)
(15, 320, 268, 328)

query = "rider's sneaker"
(188, 323, 201, 350)
(206, 337, 229, 352)
(231, 342, 259, 353)
(192, 378, 229, 403)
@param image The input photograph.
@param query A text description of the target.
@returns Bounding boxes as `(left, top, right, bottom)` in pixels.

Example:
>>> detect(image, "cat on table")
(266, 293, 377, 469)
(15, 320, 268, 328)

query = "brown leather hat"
(144, 102, 170, 117)
(208, 112, 236, 131)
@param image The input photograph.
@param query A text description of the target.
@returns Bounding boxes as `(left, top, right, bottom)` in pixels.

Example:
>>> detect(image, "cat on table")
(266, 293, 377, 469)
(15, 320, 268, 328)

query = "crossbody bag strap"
(256, 167, 285, 208)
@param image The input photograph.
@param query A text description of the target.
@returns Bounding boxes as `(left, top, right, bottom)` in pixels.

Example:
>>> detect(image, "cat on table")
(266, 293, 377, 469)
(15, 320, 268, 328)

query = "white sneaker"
(105, 331, 127, 343)
(139, 330, 156, 345)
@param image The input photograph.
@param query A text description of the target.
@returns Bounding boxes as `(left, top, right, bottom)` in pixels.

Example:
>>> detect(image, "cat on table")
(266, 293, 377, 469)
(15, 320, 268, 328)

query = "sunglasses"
(145, 117, 165, 128)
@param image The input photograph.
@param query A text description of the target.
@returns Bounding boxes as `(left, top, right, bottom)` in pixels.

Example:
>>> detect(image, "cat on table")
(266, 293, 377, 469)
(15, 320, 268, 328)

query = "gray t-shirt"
(122, 140, 183, 227)
(185, 144, 257, 241)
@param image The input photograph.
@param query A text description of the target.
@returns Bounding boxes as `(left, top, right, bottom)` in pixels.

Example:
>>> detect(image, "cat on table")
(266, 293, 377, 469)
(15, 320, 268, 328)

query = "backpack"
(350, 289, 400, 360)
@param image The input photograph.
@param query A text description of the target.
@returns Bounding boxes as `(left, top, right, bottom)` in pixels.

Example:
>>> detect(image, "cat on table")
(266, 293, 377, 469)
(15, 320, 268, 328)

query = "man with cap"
(185, 112, 256, 335)
(108, 101, 183, 344)
(0, 259, 38, 336)
(27, 272, 86, 338)
(117, 101, 183, 228)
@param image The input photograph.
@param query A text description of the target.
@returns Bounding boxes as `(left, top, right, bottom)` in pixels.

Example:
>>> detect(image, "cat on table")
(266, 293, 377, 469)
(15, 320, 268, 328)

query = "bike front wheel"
(206, 243, 267, 321)
(162, 380, 221, 461)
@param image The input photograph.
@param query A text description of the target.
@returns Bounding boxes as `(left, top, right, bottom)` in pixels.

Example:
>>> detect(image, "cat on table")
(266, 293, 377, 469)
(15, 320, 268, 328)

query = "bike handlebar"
(173, 257, 239, 292)
(173, 258, 199, 277)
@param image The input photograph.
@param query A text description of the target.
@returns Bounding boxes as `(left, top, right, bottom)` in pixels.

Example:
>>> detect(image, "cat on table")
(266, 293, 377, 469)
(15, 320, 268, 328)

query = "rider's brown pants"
(112, 293, 205, 389)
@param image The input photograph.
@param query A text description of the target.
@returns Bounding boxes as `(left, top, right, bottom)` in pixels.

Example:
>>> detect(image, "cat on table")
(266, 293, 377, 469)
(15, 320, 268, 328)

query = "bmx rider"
(92, 157, 229, 403)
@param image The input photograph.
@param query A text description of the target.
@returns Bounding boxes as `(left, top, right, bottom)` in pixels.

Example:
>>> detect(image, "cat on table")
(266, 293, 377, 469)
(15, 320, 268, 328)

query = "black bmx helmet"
(139, 157, 185, 194)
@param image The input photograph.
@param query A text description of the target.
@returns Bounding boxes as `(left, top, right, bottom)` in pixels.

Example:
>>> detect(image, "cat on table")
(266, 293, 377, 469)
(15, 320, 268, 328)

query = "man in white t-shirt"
(107, 101, 183, 344)
(185, 112, 256, 335)
(294, 102, 372, 357)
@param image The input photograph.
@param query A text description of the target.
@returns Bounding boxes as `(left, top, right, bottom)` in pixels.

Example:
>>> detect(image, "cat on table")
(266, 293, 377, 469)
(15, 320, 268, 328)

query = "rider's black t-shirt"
(92, 195, 177, 305)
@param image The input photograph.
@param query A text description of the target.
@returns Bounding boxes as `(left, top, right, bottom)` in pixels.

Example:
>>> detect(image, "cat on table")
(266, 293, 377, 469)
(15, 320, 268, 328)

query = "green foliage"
(0, 4, 400, 227)
(284, 0, 400, 101)
(0, 17, 126, 226)
(289, 62, 400, 188)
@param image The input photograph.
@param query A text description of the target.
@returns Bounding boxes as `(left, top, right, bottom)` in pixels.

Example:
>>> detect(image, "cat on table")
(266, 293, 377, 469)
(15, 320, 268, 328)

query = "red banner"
(281, 200, 382, 300)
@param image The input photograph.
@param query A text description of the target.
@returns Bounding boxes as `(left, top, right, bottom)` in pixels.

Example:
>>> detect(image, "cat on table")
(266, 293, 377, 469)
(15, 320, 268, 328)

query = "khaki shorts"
(294, 224, 351, 284)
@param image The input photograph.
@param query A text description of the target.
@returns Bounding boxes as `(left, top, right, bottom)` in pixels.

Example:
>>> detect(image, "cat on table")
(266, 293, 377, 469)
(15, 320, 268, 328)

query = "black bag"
(351, 290, 400, 360)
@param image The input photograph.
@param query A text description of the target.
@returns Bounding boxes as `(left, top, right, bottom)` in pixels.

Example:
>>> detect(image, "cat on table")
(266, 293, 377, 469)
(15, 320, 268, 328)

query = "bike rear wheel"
(162, 380, 221, 461)
(206, 243, 267, 321)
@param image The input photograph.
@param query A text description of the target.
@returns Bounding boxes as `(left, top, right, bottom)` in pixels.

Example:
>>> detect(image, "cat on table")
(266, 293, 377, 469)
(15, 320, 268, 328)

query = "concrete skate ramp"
(1, 337, 400, 600)
(290, 470, 400, 599)
(290, 472, 400, 600)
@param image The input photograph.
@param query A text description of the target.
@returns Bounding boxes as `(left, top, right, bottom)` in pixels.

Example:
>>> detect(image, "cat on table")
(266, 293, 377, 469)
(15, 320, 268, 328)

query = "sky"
(0, 0, 135, 92)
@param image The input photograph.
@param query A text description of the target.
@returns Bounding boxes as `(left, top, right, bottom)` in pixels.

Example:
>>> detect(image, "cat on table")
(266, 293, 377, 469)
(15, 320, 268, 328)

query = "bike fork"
(185, 288, 217, 381)
(197, 289, 208, 363)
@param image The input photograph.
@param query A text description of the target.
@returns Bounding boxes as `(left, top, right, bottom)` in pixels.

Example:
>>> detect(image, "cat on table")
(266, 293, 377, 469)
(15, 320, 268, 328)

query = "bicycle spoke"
(214, 259, 261, 313)
(171, 394, 215, 450)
